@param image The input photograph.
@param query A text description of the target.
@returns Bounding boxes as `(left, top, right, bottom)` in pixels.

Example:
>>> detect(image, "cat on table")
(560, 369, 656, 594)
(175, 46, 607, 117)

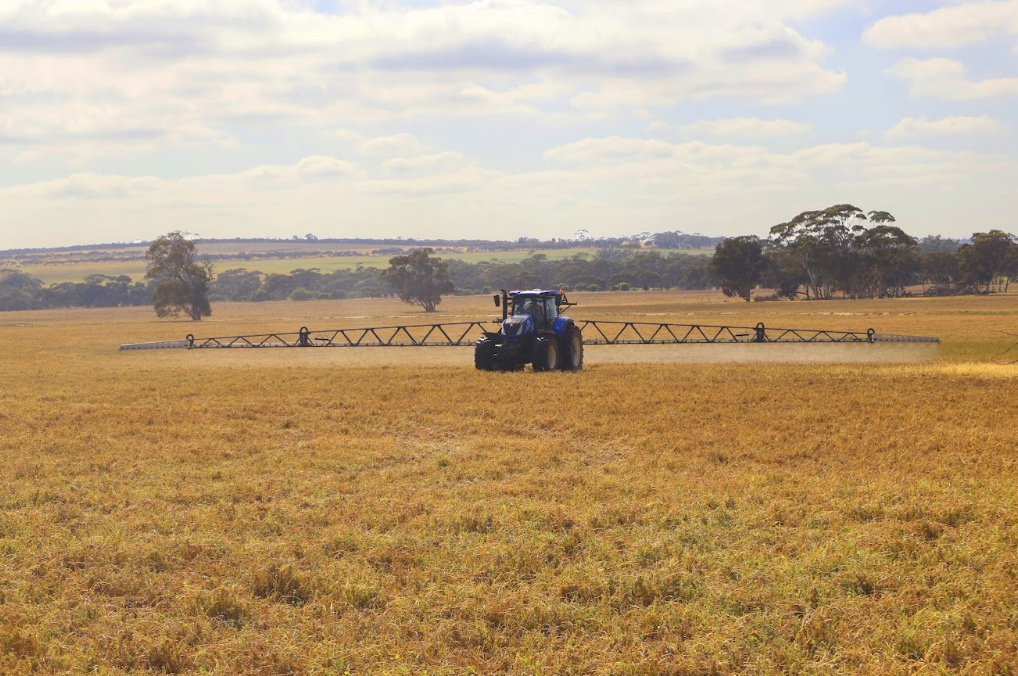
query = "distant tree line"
(0, 272, 156, 312)
(2, 212, 1014, 312)
(0, 249, 719, 312)
(207, 250, 720, 302)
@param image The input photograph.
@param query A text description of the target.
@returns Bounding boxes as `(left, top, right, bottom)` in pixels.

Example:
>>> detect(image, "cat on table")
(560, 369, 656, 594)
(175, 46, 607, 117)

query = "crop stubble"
(1, 292, 1017, 674)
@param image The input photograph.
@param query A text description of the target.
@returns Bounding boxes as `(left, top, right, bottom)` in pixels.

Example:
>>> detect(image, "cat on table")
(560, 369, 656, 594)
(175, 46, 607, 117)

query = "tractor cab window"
(542, 297, 559, 324)
(512, 296, 557, 328)
(512, 297, 536, 317)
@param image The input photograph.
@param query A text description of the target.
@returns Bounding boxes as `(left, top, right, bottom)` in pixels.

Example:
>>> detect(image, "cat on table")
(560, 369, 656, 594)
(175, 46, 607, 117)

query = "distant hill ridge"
(0, 232, 727, 259)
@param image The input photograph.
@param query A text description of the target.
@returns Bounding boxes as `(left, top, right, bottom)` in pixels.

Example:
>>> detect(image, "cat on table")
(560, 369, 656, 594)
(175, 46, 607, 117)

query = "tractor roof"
(509, 289, 561, 297)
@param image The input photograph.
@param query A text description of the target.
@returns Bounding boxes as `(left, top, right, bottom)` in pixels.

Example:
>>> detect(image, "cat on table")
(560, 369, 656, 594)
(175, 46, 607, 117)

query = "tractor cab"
(495, 289, 574, 336)
(511, 293, 559, 331)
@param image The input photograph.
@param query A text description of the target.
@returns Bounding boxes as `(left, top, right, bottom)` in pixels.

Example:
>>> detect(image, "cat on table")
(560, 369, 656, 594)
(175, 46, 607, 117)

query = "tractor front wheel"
(474, 337, 496, 371)
(533, 337, 560, 372)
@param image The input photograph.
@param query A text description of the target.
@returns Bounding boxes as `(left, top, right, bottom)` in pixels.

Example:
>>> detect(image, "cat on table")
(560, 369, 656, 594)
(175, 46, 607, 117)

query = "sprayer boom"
(120, 320, 939, 351)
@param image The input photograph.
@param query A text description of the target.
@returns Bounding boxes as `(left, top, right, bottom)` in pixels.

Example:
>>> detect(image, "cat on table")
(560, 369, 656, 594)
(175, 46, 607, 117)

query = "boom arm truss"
(120, 321, 939, 351)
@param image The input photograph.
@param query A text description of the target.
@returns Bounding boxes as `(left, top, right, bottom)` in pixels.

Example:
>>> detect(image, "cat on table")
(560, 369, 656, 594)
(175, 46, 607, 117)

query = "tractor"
(474, 289, 584, 372)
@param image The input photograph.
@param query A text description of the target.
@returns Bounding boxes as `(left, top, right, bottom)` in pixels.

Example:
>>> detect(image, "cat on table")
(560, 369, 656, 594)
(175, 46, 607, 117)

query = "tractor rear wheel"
(561, 327, 584, 371)
(474, 337, 496, 371)
(533, 337, 560, 372)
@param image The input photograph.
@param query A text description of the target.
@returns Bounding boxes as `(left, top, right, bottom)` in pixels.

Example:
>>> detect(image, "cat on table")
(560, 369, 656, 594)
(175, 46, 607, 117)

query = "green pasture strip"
(17, 260, 149, 285)
(16, 248, 712, 285)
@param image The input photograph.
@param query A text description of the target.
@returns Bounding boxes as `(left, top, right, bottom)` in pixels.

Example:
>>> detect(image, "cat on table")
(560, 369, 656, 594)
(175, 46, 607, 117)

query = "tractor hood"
(502, 314, 534, 338)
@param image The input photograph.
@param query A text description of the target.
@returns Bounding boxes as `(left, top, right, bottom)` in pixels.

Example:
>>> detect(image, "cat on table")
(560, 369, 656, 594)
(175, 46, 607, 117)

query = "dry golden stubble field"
(1, 291, 1017, 675)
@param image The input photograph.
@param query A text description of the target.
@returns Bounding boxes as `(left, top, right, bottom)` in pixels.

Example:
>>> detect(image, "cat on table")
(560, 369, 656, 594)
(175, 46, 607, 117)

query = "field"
(2, 291, 1017, 675)
(10, 248, 713, 285)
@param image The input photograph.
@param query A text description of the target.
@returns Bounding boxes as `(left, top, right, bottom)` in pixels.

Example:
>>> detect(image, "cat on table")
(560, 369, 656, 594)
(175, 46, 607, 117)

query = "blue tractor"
(474, 289, 584, 371)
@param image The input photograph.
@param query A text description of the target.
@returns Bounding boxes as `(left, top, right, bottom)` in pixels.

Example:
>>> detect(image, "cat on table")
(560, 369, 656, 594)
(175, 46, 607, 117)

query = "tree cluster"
(445, 250, 717, 295)
(711, 205, 1017, 301)
(207, 250, 719, 306)
(765, 205, 920, 300)
(0, 271, 156, 312)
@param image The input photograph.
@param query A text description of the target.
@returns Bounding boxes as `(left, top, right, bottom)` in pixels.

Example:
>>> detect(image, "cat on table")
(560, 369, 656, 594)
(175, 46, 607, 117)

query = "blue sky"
(0, 0, 1016, 248)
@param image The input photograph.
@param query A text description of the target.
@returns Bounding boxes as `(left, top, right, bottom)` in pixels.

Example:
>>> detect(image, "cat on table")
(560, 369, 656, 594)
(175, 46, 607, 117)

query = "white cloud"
(229, 156, 363, 189)
(652, 118, 812, 138)
(0, 1, 1014, 248)
(5, 173, 164, 200)
(542, 137, 1007, 196)
(888, 57, 1018, 100)
(865, 1, 1018, 49)
(543, 137, 683, 163)
(379, 152, 475, 176)
(3, 138, 1012, 247)
(0, 0, 849, 158)
(888, 115, 1003, 137)
(357, 133, 425, 157)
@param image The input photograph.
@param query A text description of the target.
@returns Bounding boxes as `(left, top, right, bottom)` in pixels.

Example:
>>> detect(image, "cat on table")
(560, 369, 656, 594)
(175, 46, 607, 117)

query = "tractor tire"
(533, 337, 560, 372)
(474, 337, 496, 371)
(560, 326, 584, 371)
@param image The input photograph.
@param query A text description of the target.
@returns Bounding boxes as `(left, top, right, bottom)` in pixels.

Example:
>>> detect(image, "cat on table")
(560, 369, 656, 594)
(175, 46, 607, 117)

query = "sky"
(1, 0, 1017, 249)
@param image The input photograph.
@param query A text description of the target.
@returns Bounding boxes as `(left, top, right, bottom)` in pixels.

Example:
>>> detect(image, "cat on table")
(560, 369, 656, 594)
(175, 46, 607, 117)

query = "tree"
(380, 248, 455, 312)
(761, 249, 810, 299)
(958, 230, 1016, 293)
(1008, 246, 1018, 293)
(854, 225, 919, 298)
(145, 232, 214, 320)
(0, 270, 43, 311)
(711, 236, 768, 301)
(651, 231, 684, 249)
(212, 268, 263, 302)
(922, 252, 959, 289)
(770, 204, 869, 299)
(678, 256, 719, 290)
(769, 205, 908, 299)
(594, 243, 631, 263)
(918, 235, 963, 255)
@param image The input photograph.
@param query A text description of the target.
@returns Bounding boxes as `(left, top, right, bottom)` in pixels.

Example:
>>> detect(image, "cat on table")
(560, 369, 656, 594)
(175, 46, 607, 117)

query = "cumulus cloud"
(865, 1, 1018, 49)
(888, 57, 1018, 100)
(227, 156, 362, 190)
(888, 115, 1003, 137)
(651, 118, 812, 138)
(3, 138, 1012, 247)
(0, 1, 1012, 248)
(543, 137, 682, 163)
(357, 133, 425, 157)
(5, 173, 164, 200)
(0, 0, 849, 158)
(379, 152, 474, 175)
(539, 136, 1010, 195)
